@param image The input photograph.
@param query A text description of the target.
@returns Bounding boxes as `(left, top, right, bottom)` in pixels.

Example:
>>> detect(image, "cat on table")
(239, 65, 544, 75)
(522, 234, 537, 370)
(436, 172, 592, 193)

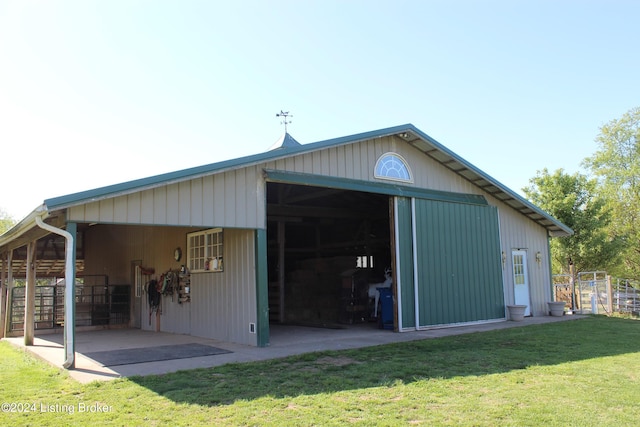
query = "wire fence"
(553, 272, 640, 315)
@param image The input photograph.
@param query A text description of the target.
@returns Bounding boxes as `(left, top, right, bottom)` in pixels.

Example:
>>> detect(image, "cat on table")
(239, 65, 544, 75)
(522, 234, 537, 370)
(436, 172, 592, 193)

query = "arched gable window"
(374, 152, 413, 183)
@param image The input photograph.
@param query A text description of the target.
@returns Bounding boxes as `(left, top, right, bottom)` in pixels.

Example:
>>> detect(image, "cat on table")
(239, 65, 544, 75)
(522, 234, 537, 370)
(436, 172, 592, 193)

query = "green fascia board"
(264, 169, 488, 206)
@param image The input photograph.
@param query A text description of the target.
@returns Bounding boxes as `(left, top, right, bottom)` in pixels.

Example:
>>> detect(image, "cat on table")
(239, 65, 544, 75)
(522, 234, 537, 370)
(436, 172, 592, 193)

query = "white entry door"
(512, 250, 531, 316)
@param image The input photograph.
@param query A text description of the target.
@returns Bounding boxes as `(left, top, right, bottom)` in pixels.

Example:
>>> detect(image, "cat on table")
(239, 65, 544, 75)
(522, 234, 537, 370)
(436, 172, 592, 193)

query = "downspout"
(35, 215, 76, 369)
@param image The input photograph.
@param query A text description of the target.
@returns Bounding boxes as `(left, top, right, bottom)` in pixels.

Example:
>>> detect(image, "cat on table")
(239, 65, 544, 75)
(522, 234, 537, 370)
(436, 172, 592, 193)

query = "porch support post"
(255, 228, 269, 347)
(3, 250, 13, 337)
(24, 241, 37, 346)
(0, 253, 6, 338)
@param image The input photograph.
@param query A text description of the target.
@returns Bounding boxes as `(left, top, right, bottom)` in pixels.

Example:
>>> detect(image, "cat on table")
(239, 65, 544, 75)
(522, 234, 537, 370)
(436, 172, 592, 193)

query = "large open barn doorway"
(266, 182, 393, 330)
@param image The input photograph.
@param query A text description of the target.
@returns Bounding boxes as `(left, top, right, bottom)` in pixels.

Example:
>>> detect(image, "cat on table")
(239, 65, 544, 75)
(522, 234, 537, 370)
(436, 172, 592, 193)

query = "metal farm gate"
(553, 271, 640, 315)
(9, 275, 130, 332)
(576, 271, 608, 314)
(612, 279, 640, 314)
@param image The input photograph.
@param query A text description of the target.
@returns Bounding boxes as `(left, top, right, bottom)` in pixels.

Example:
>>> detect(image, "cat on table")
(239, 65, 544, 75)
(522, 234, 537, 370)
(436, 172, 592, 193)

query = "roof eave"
(395, 125, 574, 237)
(0, 204, 49, 251)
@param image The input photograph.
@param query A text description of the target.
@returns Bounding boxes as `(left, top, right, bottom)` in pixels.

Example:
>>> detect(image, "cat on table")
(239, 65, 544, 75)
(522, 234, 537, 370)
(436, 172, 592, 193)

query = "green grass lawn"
(1, 316, 639, 426)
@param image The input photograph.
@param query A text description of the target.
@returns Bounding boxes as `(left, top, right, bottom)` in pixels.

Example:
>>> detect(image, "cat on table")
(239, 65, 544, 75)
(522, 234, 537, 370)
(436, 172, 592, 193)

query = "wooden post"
(24, 241, 37, 346)
(0, 254, 5, 338)
(606, 275, 614, 314)
(3, 250, 13, 337)
(569, 261, 577, 312)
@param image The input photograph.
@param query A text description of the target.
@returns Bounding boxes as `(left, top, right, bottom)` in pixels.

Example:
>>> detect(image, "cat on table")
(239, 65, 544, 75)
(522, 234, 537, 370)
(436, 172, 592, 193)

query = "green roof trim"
(264, 169, 488, 206)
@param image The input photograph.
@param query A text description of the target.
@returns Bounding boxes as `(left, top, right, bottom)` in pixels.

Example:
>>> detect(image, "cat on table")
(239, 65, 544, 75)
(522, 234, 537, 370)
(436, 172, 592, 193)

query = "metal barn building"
(0, 124, 572, 356)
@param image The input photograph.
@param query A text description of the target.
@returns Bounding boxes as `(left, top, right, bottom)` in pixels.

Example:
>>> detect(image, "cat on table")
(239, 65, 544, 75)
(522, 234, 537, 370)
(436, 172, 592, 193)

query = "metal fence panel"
(9, 275, 130, 332)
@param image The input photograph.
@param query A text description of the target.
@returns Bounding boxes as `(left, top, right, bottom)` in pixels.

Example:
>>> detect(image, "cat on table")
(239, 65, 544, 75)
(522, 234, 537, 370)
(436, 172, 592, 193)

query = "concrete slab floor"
(3, 314, 586, 384)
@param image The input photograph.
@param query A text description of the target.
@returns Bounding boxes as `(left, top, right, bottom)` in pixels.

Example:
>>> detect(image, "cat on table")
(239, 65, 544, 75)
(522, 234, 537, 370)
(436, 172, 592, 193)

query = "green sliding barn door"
(414, 199, 504, 326)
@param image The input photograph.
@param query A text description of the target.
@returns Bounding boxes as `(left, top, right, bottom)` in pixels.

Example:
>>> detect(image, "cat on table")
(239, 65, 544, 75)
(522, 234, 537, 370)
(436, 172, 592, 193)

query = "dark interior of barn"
(266, 182, 393, 328)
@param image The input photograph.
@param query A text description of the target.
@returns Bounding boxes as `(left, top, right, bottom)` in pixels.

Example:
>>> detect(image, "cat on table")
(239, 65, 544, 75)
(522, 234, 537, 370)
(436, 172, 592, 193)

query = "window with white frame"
(374, 152, 413, 183)
(187, 228, 224, 272)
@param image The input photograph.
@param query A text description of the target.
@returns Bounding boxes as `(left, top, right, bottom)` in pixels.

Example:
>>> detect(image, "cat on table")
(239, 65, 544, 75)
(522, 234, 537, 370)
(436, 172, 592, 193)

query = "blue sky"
(1, 1, 639, 220)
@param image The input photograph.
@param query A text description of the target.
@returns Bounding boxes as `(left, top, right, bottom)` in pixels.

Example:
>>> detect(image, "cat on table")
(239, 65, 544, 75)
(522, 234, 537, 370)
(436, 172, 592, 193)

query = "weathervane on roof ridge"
(276, 110, 292, 133)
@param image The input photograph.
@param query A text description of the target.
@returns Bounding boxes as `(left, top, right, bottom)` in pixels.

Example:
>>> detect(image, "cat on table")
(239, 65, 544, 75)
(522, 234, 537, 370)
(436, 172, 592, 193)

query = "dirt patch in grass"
(315, 356, 360, 367)
(291, 355, 361, 373)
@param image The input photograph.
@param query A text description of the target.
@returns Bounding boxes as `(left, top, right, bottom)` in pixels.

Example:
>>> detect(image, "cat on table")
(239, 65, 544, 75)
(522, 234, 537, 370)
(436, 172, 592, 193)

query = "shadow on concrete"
(129, 316, 640, 406)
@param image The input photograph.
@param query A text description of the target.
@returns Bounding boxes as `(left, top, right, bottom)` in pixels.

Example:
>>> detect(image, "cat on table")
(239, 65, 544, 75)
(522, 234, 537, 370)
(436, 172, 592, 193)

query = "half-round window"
(374, 152, 413, 183)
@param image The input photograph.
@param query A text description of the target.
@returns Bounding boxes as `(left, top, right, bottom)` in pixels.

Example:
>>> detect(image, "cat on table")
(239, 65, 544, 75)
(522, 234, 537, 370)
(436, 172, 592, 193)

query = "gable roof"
(2, 124, 572, 247)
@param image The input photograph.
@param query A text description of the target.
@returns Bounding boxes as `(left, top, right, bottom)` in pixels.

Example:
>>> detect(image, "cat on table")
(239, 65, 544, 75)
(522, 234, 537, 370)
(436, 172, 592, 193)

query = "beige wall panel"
(190, 228, 257, 346)
(68, 205, 85, 222)
(201, 175, 215, 221)
(140, 188, 154, 221)
(223, 172, 237, 223)
(212, 173, 226, 225)
(260, 136, 475, 191)
(359, 142, 370, 179)
(190, 178, 204, 226)
(302, 150, 313, 173)
(165, 183, 180, 224)
(178, 180, 192, 225)
(112, 195, 127, 224)
(126, 193, 141, 224)
(83, 224, 191, 284)
(153, 187, 168, 224)
(235, 169, 247, 227)
(67, 168, 264, 229)
(84, 200, 99, 220)
(294, 155, 305, 173)
(350, 143, 362, 178)
(493, 198, 551, 317)
(99, 198, 115, 223)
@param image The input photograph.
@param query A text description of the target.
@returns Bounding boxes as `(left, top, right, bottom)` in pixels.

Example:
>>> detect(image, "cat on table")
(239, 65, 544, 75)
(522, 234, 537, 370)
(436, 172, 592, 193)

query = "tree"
(523, 168, 622, 275)
(583, 107, 640, 279)
(0, 208, 16, 234)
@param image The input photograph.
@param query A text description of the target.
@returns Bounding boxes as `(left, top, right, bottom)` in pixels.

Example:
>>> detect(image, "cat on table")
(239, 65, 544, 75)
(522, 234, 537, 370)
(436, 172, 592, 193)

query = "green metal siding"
(415, 199, 504, 326)
(396, 197, 416, 329)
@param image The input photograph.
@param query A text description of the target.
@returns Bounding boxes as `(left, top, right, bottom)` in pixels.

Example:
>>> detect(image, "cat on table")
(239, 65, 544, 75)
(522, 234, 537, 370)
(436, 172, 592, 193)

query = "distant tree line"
(524, 106, 640, 280)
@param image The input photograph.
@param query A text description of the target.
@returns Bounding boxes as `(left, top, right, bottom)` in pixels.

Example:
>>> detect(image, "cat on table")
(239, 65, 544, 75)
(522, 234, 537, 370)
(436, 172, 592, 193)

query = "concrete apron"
(3, 315, 584, 384)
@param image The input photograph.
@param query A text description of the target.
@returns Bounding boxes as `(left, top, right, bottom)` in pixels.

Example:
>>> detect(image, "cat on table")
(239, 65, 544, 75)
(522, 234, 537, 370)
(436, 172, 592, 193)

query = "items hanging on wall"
(144, 267, 191, 313)
(178, 265, 191, 304)
(147, 279, 161, 325)
(160, 271, 178, 296)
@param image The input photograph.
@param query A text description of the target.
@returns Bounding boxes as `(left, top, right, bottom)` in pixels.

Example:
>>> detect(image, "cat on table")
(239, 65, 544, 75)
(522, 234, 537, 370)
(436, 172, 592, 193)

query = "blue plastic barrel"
(377, 287, 393, 330)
